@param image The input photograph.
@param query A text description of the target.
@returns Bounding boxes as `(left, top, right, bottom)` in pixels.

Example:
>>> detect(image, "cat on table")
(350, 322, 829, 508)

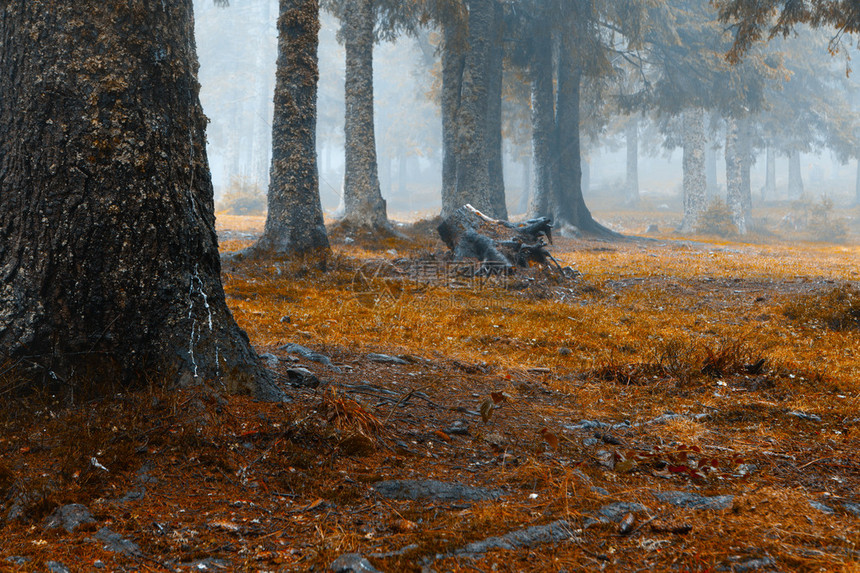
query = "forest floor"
(1, 211, 859, 572)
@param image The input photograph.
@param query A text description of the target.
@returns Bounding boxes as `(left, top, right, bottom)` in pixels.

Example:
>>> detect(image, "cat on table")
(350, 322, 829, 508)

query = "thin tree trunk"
(255, 0, 329, 255)
(452, 0, 493, 214)
(625, 118, 640, 204)
(788, 149, 804, 198)
(725, 117, 746, 234)
(705, 142, 718, 200)
(738, 119, 752, 224)
(528, 33, 555, 219)
(0, 0, 278, 397)
(341, 0, 387, 228)
(765, 146, 776, 200)
(485, 0, 507, 220)
(441, 16, 466, 217)
(681, 107, 707, 231)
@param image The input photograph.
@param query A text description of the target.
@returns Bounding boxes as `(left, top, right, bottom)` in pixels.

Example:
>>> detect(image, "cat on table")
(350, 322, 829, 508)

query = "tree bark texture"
(528, 34, 555, 220)
(450, 0, 493, 215)
(485, 0, 507, 220)
(341, 0, 387, 228)
(765, 146, 776, 199)
(625, 118, 640, 204)
(440, 17, 465, 217)
(0, 0, 279, 397)
(681, 108, 707, 231)
(788, 149, 804, 198)
(256, 0, 329, 254)
(725, 117, 746, 234)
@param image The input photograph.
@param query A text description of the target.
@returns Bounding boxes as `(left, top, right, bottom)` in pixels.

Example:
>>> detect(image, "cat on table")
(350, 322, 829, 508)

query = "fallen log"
(437, 205, 561, 272)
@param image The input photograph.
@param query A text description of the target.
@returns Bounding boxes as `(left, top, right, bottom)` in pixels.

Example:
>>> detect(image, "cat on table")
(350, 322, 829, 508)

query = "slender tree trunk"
(441, 17, 466, 217)
(738, 120, 752, 223)
(341, 0, 387, 228)
(765, 146, 776, 200)
(705, 142, 718, 200)
(681, 108, 707, 231)
(788, 149, 804, 198)
(528, 33, 555, 219)
(625, 118, 640, 204)
(255, 0, 329, 255)
(451, 0, 493, 214)
(725, 117, 746, 234)
(0, 0, 278, 397)
(485, 0, 507, 220)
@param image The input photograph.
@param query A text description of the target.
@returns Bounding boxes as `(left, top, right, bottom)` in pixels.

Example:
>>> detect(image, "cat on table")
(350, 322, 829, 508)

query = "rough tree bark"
(725, 117, 746, 234)
(625, 118, 640, 204)
(0, 0, 279, 397)
(528, 33, 555, 220)
(681, 107, 707, 232)
(253, 0, 329, 255)
(765, 146, 776, 199)
(449, 0, 493, 216)
(341, 0, 388, 229)
(788, 149, 804, 198)
(440, 16, 466, 217)
(705, 142, 718, 201)
(738, 119, 753, 224)
(485, 0, 507, 220)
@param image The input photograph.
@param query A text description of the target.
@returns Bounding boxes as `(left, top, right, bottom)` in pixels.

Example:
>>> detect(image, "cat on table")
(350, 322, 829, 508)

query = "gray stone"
(456, 520, 576, 555)
(44, 504, 95, 532)
(259, 352, 280, 369)
(367, 353, 408, 365)
(279, 343, 340, 371)
(330, 553, 381, 573)
(653, 490, 733, 511)
(809, 500, 834, 514)
(373, 479, 503, 502)
(597, 502, 648, 522)
(842, 501, 860, 517)
(286, 367, 320, 388)
(446, 420, 469, 435)
(47, 562, 71, 573)
(591, 487, 610, 496)
(787, 410, 821, 422)
(181, 558, 232, 570)
(717, 556, 776, 572)
(5, 556, 28, 565)
(94, 527, 142, 557)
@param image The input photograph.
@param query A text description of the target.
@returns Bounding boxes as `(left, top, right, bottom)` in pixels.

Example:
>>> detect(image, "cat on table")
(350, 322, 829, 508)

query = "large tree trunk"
(254, 0, 329, 255)
(341, 0, 387, 229)
(680, 107, 707, 231)
(765, 146, 776, 200)
(625, 118, 640, 204)
(485, 0, 507, 220)
(738, 120, 752, 221)
(450, 0, 493, 215)
(528, 33, 555, 220)
(440, 16, 466, 217)
(0, 0, 279, 397)
(788, 149, 804, 198)
(705, 141, 718, 200)
(725, 117, 746, 234)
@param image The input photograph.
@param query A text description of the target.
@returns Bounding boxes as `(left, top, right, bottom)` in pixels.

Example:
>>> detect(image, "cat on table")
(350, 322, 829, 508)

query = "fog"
(194, 0, 860, 229)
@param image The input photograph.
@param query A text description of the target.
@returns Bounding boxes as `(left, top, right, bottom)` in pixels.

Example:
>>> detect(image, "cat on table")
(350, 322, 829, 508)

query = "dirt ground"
(1, 214, 859, 572)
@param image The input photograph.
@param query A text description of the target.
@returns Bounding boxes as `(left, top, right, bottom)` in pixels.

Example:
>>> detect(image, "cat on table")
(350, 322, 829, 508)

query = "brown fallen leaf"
(650, 518, 692, 534)
(480, 398, 494, 422)
(392, 518, 419, 533)
(540, 427, 559, 449)
(619, 512, 636, 535)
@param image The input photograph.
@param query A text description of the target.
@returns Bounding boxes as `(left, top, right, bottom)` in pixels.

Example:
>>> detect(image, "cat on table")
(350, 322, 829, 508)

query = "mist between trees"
(196, 0, 860, 242)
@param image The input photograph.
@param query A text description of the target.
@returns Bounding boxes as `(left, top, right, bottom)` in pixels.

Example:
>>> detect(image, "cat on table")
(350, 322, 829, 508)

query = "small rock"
(717, 556, 775, 572)
(842, 501, 860, 517)
(646, 224, 660, 233)
(386, 249, 398, 257)
(788, 410, 821, 422)
(259, 353, 280, 369)
(44, 504, 95, 533)
(735, 464, 757, 477)
(93, 561, 105, 569)
(344, 236, 355, 244)
(652, 490, 733, 511)
(446, 420, 469, 435)
(455, 520, 576, 555)
(597, 502, 648, 522)
(373, 479, 503, 502)
(280, 315, 291, 323)
(367, 353, 408, 365)
(286, 367, 320, 388)
(47, 562, 71, 573)
(279, 343, 340, 371)
(5, 556, 28, 565)
(94, 527, 142, 557)
(558, 347, 572, 356)
(809, 500, 834, 514)
(582, 437, 599, 447)
(330, 553, 381, 573)
(591, 486, 610, 496)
